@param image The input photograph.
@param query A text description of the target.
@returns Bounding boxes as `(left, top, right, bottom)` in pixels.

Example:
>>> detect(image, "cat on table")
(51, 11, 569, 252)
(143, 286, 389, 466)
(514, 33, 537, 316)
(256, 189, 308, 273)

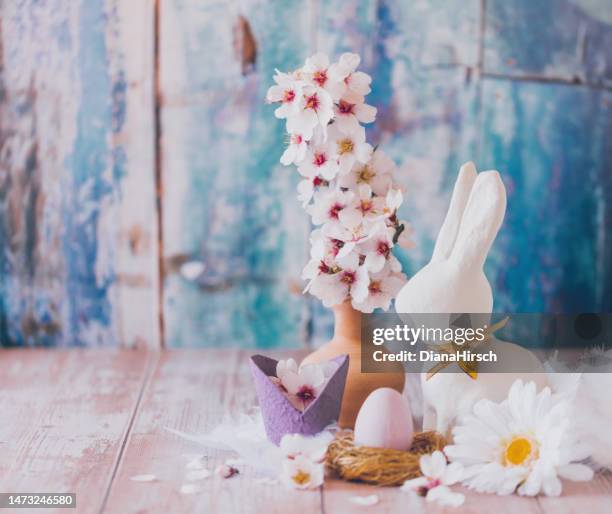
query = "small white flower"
(266, 70, 305, 119)
(281, 133, 308, 165)
(352, 266, 406, 313)
(338, 149, 396, 196)
(328, 52, 372, 104)
(286, 85, 334, 140)
(333, 98, 377, 134)
(328, 124, 373, 176)
(281, 455, 324, 490)
(361, 223, 401, 273)
(276, 358, 298, 381)
(338, 150, 395, 197)
(401, 451, 465, 507)
(280, 432, 332, 463)
(322, 221, 371, 262)
(280, 363, 326, 410)
(308, 188, 354, 228)
(302, 52, 346, 101)
(297, 178, 317, 207)
(384, 187, 403, 215)
(298, 142, 340, 181)
(335, 184, 386, 233)
(308, 252, 369, 307)
(444, 380, 594, 497)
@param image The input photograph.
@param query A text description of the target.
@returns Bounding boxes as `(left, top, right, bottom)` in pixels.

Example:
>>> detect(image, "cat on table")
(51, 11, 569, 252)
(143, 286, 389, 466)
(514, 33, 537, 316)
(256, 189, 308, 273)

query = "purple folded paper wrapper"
(249, 354, 349, 445)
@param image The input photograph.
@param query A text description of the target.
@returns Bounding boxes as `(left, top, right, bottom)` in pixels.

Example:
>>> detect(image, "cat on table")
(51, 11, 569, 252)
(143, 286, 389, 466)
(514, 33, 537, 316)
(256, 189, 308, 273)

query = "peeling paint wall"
(0, 0, 159, 347)
(1, 0, 610, 347)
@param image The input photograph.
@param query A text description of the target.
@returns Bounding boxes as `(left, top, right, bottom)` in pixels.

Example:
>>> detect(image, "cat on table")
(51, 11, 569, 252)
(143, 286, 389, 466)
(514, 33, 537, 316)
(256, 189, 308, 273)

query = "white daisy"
(401, 450, 465, 507)
(444, 380, 594, 497)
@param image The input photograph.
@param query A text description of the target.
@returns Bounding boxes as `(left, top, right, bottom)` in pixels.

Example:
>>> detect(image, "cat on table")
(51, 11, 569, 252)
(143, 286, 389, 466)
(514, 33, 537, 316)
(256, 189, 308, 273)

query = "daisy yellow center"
(292, 470, 311, 486)
(338, 139, 354, 155)
(504, 436, 535, 466)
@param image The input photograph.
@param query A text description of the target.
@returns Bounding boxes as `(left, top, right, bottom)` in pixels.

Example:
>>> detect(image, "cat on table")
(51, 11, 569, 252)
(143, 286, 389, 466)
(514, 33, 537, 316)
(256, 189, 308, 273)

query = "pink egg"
(353, 388, 414, 450)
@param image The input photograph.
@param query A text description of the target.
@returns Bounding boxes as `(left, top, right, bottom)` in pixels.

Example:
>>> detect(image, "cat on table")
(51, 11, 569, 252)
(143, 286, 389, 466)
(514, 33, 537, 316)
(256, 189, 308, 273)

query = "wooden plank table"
(1, 349, 610, 514)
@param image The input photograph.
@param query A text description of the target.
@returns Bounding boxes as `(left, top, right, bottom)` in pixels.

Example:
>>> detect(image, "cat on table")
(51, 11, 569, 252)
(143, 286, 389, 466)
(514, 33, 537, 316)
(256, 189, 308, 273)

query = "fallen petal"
(180, 483, 203, 495)
(349, 494, 379, 506)
(186, 457, 206, 470)
(130, 474, 156, 482)
(186, 469, 212, 481)
(254, 477, 279, 486)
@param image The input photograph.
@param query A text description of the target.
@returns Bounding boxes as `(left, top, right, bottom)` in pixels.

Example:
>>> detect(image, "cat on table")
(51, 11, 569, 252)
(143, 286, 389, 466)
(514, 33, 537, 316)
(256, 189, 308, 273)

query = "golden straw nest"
(326, 431, 446, 487)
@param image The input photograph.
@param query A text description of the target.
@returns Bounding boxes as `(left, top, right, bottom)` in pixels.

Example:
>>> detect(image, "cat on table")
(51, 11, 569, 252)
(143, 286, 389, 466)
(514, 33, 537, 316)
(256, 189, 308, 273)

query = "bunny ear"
(449, 170, 507, 271)
(431, 162, 478, 263)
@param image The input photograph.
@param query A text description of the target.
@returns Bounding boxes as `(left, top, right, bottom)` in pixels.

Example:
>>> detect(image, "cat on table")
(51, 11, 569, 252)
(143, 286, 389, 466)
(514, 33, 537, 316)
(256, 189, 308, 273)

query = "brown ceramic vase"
(301, 302, 405, 428)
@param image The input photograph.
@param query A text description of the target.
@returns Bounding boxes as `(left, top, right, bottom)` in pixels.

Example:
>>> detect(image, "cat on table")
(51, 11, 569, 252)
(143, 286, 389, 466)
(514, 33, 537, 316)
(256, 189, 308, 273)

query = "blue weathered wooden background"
(1, 0, 610, 348)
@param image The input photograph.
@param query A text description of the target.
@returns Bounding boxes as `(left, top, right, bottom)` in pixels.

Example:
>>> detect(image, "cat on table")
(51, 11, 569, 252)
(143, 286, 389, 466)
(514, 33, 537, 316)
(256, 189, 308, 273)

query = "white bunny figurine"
(395, 162, 547, 436)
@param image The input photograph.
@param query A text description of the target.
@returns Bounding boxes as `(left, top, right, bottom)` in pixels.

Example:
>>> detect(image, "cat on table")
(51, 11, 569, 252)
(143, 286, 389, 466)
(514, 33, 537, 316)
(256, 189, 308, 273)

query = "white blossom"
(401, 450, 465, 507)
(286, 85, 334, 140)
(444, 380, 594, 497)
(281, 455, 324, 490)
(268, 53, 414, 311)
(298, 141, 340, 181)
(281, 133, 308, 165)
(328, 124, 373, 176)
(338, 149, 395, 196)
(302, 52, 346, 101)
(266, 70, 305, 119)
(328, 52, 372, 104)
(333, 98, 377, 134)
